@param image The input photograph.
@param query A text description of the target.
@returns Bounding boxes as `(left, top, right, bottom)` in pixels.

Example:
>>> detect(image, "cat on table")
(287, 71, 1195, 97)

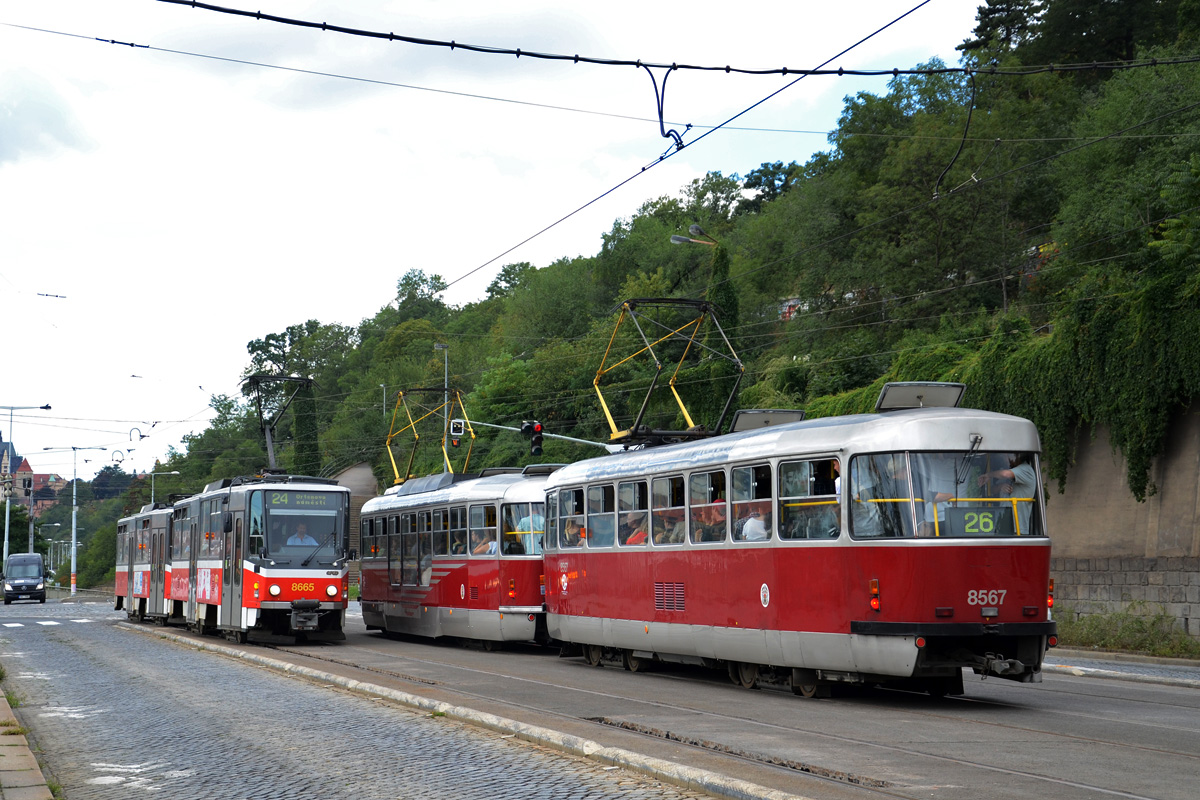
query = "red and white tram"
(542, 400, 1056, 696)
(116, 474, 353, 643)
(358, 466, 557, 643)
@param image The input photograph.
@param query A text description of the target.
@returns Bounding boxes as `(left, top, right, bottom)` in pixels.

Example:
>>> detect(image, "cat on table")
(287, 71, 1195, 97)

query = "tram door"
(148, 516, 166, 618)
(185, 502, 199, 626)
(124, 525, 136, 613)
(221, 515, 244, 629)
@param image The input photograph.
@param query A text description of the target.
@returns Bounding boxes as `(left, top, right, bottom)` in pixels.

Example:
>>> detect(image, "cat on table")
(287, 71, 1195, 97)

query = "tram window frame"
(543, 493, 558, 553)
(586, 485, 616, 548)
(847, 453, 917, 539)
(469, 504, 499, 556)
(558, 488, 584, 549)
(689, 470, 728, 543)
(778, 459, 841, 540)
(249, 491, 265, 557)
(432, 508, 449, 555)
(359, 518, 371, 559)
(731, 464, 773, 542)
(415, 511, 432, 585)
(449, 507, 468, 555)
(387, 515, 402, 585)
(651, 476, 686, 546)
(617, 481, 650, 546)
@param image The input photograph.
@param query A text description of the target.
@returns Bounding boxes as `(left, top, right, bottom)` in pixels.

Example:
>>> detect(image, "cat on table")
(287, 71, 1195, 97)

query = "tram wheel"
(736, 662, 759, 690)
(623, 650, 649, 673)
(794, 683, 819, 698)
(583, 644, 604, 667)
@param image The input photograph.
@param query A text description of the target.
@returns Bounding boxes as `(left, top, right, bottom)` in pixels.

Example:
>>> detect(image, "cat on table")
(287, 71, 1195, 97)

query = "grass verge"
(1057, 601, 1200, 659)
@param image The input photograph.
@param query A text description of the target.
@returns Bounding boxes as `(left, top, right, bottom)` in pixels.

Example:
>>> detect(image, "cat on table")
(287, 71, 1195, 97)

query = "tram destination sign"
(267, 491, 340, 510)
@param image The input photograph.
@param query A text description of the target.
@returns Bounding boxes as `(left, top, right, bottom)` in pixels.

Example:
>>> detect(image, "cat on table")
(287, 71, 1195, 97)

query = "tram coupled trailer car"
(541, 405, 1056, 697)
(116, 474, 354, 644)
(359, 466, 557, 644)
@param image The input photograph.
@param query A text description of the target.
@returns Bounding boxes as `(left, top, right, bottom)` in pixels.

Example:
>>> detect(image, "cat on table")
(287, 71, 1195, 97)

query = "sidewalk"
(0, 694, 52, 800)
(1045, 646, 1200, 688)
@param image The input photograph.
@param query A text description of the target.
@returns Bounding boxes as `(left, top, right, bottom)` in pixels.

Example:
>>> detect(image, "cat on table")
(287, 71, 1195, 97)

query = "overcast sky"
(1, 0, 978, 482)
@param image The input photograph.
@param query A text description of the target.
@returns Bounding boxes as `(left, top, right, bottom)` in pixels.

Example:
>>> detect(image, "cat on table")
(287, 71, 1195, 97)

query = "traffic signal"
(530, 421, 544, 456)
(449, 418, 465, 448)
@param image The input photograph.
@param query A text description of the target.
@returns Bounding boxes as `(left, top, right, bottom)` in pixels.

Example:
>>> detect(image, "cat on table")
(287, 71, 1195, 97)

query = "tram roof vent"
(521, 463, 565, 476)
(729, 409, 806, 432)
(874, 381, 966, 413)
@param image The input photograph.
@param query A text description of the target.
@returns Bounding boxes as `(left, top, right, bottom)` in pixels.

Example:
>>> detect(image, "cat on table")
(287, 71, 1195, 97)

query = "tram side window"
(432, 508, 449, 555)
(469, 505, 498, 556)
(449, 507, 468, 555)
(689, 470, 727, 543)
(779, 460, 840, 540)
(388, 516, 402, 585)
(543, 495, 558, 553)
(731, 465, 773, 541)
(360, 518, 371, 559)
(249, 491, 265, 557)
(848, 453, 916, 538)
(559, 488, 584, 548)
(587, 485, 616, 548)
(171, 510, 188, 559)
(415, 511, 432, 585)
(116, 524, 128, 566)
(617, 481, 649, 546)
(651, 476, 686, 545)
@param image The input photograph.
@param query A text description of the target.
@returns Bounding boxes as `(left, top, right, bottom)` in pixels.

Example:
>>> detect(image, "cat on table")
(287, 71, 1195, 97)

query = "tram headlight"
(269, 584, 282, 597)
(326, 584, 338, 598)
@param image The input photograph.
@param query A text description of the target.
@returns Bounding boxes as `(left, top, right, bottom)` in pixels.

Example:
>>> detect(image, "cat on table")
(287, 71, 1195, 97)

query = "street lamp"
(434, 343, 449, 473)
(43, 445, 105, 596)
(36, 523, 60, 559)
(1, 403, 52, 563)
(150, 471, 180, 505)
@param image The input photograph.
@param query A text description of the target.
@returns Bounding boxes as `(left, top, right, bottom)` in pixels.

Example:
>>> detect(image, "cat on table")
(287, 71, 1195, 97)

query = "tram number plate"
(967, 589, 1007, 606)
(291, 582, 316, 592)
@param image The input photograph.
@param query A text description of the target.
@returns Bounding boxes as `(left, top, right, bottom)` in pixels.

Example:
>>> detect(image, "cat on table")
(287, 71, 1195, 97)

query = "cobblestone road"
(0, 603, 709, 800)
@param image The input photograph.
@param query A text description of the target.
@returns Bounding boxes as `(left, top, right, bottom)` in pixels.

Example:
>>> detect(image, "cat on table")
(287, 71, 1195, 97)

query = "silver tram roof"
(362, 468, 556, 516)
(547, 406, 1041, 489)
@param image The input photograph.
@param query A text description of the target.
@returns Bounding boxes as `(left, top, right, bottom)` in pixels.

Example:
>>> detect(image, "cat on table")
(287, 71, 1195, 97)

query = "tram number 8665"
(291, 582, 316, 592)
(967, 589, 1007, 606)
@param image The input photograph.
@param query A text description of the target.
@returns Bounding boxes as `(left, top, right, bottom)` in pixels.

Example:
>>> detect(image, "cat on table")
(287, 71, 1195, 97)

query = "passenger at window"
(562, 518, 583, 548)
(472, 530, 498, 555)
(977, 453, 1037, 535)
(450, 530, 468, 555)
(624, 513, 649, 545)
(740, 510, 770, 541)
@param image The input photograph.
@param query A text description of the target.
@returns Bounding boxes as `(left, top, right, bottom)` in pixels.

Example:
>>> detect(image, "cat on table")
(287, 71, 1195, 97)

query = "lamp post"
(2, 403, 52, 563)
(433, 343, 449, 473)
(36, 523, 60, 559)
(43, 446, 105, 596)
(150, 471, 180, 505)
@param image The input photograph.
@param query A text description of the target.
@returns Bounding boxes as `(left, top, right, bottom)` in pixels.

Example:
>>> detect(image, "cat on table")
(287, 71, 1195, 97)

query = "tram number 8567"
(967, 589, 1007, 606)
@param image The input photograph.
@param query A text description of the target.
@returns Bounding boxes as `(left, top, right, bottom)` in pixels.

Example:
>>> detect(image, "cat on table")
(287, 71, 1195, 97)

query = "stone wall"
(1046, 408, 1200, 635)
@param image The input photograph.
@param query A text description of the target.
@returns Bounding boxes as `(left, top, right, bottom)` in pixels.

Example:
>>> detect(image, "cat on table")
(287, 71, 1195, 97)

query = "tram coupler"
(290, 598, 321, 631)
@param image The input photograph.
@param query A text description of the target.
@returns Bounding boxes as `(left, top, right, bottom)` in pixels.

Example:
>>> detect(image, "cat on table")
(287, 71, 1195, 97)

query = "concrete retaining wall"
(1046, 407, 1200, 636)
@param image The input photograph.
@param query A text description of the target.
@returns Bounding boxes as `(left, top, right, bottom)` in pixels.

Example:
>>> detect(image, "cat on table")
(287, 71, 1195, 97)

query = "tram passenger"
(562, 518, 583, 548)
(450, 530, 468, 554)
(977, 453, 1037, 535)
(516, 510, 545, 554)
(622, 513, 649, 545)
(653, 513, 685, 544)
(739, 509, 770, 541)
(286, 523, 318, 546)
(472, 530, 498, 555)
